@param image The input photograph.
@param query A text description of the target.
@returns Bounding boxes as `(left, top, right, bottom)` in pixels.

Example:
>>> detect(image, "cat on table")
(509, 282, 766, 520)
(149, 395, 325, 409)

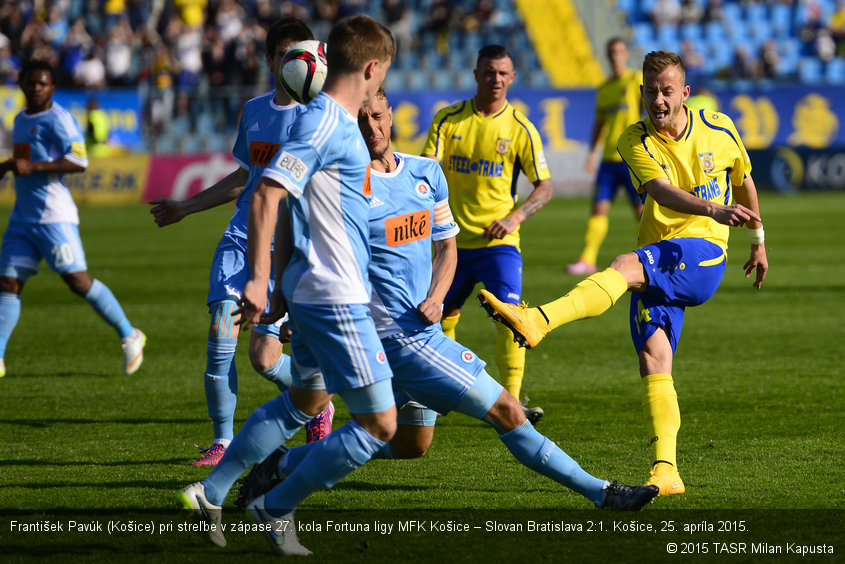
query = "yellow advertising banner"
(0, 154, 151, 206)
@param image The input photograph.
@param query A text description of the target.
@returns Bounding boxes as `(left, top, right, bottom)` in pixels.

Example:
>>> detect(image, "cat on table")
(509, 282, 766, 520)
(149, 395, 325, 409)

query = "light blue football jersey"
(227, 91, 305, 239)
(10, 102, 88, 224)
(262, 92, 373, 305)
(367, 152, 459, 337)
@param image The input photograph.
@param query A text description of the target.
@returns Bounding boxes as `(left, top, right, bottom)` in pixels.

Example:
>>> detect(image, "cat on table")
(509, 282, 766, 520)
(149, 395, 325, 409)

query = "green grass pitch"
(0, 193, 842, 562)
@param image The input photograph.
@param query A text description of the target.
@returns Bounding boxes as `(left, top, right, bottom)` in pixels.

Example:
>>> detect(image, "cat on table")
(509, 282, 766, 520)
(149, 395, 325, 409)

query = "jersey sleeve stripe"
(309, 100, 339, 151)
(699, 110, 741, 148)
(433, 102, 466, 157)
(512, 110, 540, 180)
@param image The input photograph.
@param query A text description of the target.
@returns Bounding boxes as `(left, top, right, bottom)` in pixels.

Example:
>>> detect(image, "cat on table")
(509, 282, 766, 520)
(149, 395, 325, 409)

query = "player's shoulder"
(618, 120, 650, 147)
(695, 108, 738, 132)
(397, 151, 439, 172)
(242, 90, 275, 113)
(48, 102, 82, 133)
(432, 99, 470, 122)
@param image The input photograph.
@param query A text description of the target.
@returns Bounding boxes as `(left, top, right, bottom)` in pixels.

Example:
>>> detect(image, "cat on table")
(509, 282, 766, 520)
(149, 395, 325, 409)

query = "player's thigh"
(385, 328, 487, 415)
(249, 329, 284, 370)
(0, 222, 41, 281)
(476, 245, 522, 304)
(27, 223, 88, 275)
(287, 301, 393, 397)
(443, 249, 479, 312)
(207, 235, 249, 306)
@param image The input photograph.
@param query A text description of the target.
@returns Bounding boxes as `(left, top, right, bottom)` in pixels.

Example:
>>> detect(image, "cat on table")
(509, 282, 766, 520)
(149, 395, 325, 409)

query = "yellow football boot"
(477, 289, 549, 349)
(646, 462, 686, 495)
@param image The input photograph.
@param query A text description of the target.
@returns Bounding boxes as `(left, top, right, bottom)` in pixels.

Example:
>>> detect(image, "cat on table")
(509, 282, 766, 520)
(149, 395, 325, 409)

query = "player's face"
(641, 64, 690, 134)
(608, 41, 628, 75)
(22, 69, 55, 112)
(474, 56, 515, 104)
(358, 94, 392, 160)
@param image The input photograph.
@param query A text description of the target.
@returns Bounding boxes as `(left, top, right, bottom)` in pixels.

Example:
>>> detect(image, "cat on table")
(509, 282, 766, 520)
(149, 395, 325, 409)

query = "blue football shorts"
(207, 233, 280, 337)
(286, 301, 394, 411)
(444, 245, 522, 310)
(595, 161, 642, 207)
(383, 325, 488, 416)
(629, 238, 726, 354)
(0, 221, 87, 278)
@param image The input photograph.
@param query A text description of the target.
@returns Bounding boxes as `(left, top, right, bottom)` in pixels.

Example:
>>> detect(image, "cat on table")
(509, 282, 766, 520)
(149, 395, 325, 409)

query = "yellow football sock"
(641, 373, 680, 468)
(441, 313, 459, 340)
(580, 214, 608, 266)
(540, 268, 628, 331)
(496, 322, 525, 399)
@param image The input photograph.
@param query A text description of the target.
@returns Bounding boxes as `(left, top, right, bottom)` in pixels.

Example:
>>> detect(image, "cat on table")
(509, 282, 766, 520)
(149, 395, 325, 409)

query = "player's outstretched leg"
(478, 290, 550, 349)
(599, 481, 660, 510)
(176, 482, 226, 547)
(247, 495, 312, 556)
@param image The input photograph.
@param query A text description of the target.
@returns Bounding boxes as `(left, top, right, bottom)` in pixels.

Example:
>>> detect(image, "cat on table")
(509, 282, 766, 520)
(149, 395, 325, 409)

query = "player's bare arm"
(585, 119, 606, 174)
(732, 175, 768, 289)
(12, 157, 84, 176)
(644, 177, 760, 226)
(484, 178, 552, 240)
(150, 167, 248, 227)
(263, 200, 293, 326)
(418, 236, 457, 324)
(238, 178, 288, 329)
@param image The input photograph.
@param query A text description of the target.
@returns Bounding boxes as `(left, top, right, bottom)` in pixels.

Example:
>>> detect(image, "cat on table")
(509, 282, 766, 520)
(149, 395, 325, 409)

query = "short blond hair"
(643, 50, 685, 84)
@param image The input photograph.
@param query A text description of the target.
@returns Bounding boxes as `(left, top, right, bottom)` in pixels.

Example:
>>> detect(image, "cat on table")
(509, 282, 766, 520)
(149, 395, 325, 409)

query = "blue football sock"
(0, 292, 21, 358)
(205, 336, 238, 442)
(259, 353, 292, 393)
(500, 420, 606, 505)
(84, 279, 133, 339)
(263, 420, 385, 515)
(202, 391, 312, 506)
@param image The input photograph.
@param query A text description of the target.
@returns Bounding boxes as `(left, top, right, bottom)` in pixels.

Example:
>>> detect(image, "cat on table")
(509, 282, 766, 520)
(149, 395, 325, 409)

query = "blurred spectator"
(830, 0, 845, 55)
(703, 0, 725, 23)
(421, 0, 452, 54)
(816, 28, 837, 61)
(680, 0, 704, 25)
(60, 18, 92, 87)
(44, 3, 69, 48)
(681, 39, 706, 81)
(73, 50, 106, 90)
(731, 44, 757, 79)
(0, 32, 19, 84)
(651, 0, 681, 29)
(104, 15, 133, 87)
(800, 1, 826, 53)
(759, 38, 780, 78)
(215, 0, 244, 47)
(149, 43, 174, 135)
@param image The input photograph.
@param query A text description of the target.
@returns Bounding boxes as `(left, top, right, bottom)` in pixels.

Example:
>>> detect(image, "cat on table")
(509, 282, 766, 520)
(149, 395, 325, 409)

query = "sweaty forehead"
(644, 65, 684, 87)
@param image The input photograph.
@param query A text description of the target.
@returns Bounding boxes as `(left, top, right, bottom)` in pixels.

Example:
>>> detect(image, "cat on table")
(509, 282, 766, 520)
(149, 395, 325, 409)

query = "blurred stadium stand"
(0, 0, 843, 155)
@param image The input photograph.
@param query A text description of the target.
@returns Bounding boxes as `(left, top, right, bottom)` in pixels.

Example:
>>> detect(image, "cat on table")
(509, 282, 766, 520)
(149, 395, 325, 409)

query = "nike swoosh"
(671, 483, 683, 489)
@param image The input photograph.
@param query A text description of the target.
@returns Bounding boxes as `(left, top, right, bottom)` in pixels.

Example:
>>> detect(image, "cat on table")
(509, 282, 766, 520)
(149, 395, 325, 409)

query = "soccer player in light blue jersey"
(178, 15, 395, 556)
(151, 18, 333, 466)
(0, 59, 144, 378)
(234, 88, 659, 516)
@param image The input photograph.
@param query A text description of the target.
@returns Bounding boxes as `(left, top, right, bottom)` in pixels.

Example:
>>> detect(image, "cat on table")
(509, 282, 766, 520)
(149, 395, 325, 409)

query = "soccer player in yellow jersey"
(568, 38, 644, 276)
(423, 45, 552, 422)
(479, 50, 769, 495)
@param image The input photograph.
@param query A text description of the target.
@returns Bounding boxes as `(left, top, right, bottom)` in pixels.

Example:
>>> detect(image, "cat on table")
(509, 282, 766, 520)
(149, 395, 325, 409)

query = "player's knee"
(208, 301, 240, 339)
(62, 271, 93, 296)
(248, 339, 281, 373)
(485, 391, 525, 433)
(392, 439, 429, 459)
(0, 276, 22, 294)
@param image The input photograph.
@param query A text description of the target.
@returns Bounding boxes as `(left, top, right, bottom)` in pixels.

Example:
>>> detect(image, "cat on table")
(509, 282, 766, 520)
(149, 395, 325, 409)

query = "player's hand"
(233, 280, 267, 330)
(149, 198, 187, 227)
(744, 243, 768, 290)
(11, 158, 33, 176)
(417, 297, 443, 324)
(483, 217, 518, 240)
(584, 152, 597, 174)
(712, 203, 760, 227)
(260, 290, 288, 325)
(278, 321, 292, 344)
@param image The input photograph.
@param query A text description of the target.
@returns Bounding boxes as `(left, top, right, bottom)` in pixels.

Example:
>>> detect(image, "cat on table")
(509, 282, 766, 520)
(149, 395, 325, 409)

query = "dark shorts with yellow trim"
(629, 238, 726, 354)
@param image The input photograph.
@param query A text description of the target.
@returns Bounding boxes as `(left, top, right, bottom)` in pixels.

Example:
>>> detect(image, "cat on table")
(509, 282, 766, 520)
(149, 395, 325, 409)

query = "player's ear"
(682, 85, 690, 102)
(387, 106, 393, 126)
(363, 58, 379, 81)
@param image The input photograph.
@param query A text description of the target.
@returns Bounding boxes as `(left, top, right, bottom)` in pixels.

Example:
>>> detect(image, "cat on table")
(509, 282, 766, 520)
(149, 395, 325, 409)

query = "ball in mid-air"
(279, 40, 328, 104)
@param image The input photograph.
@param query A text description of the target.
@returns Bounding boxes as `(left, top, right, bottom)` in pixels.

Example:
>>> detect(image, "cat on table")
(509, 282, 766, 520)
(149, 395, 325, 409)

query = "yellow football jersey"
(423, 98, 550, 249)
(595, 69, 642, 162)
(617, 106, 752, 251)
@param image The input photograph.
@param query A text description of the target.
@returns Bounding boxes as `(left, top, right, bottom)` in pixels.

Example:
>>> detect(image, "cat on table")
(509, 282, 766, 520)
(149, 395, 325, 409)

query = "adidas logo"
(248, 122, 260, 132)
(370, 196, 385, 208)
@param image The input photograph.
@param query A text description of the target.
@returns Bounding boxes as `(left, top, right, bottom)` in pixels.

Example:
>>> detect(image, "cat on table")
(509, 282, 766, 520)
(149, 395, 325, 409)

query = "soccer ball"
(279, 40, 328, 104)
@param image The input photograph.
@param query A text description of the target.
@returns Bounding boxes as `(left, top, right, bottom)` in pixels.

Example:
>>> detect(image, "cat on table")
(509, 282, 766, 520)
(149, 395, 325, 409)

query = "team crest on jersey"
(495, 137, 511, 155)
(461, 350, 475, 363)
(698, 152, 715, 173)
(375, 351, 387, 365)
(415, 181, 430, 198)
(71, 142, 87, 159)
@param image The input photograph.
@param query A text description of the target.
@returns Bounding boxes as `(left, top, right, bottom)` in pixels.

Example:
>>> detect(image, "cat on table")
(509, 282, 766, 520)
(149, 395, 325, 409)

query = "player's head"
(606, 37, 628, 76)
(474, 45, 515, 104)
(266, 17, 314, 92)
(358, 86, 392, 161)
(641, 50, 690, 134)
(327, 15, 394, 105)
(19, 59, 56, 112)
